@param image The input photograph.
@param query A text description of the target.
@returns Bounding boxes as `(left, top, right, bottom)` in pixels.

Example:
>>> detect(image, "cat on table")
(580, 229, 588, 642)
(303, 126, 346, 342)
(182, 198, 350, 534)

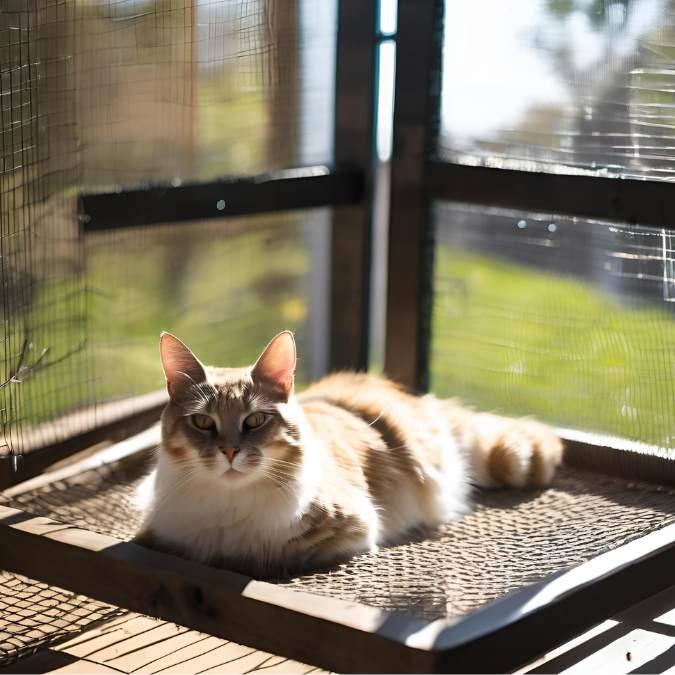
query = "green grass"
(431, 246, 675, 450)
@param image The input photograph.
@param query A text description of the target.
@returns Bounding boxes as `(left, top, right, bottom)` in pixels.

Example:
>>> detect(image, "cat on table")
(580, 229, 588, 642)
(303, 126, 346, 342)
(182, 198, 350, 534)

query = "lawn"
(431, 245, 675, 451)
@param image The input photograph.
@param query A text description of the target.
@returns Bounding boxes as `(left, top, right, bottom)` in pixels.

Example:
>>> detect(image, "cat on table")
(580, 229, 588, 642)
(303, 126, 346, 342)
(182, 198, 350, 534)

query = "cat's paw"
(485, 418, 563, 488)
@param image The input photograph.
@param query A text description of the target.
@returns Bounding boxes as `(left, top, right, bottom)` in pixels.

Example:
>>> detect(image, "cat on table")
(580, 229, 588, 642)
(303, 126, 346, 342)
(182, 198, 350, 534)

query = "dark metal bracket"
(429, 160, 675, 229)
(79, 166, 363, 232)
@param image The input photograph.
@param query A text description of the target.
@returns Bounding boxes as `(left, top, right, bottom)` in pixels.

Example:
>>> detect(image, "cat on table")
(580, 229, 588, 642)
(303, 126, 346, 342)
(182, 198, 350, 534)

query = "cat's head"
(158, 331, 304, 488)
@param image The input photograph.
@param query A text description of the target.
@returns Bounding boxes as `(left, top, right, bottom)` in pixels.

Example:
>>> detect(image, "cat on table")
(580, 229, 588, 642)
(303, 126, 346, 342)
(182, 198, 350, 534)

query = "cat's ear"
(252, 331, 296, 399)
(159, 332, 207, 400)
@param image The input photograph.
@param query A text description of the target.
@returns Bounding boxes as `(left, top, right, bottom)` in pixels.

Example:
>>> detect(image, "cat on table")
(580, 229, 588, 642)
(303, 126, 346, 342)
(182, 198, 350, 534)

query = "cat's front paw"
(486, 418, 563, 488)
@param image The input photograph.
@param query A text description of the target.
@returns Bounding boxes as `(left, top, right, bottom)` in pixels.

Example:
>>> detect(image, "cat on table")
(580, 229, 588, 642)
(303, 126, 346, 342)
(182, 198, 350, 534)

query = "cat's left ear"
(252, 331, 296, 400)
(159, 332, 207, 400)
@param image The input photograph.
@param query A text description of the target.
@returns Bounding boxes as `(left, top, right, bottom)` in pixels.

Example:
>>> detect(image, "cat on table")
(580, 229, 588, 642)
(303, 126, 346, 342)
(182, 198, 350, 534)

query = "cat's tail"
(443, 400, 563, 488)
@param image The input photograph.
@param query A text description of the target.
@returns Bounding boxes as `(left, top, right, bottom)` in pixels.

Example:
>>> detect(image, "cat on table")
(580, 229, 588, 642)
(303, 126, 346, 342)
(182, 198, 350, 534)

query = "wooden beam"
(330, 0, 378, 371)
(0, 503, 673, 672)
(428, 160, 675, 230)
(80, 167, 363, 231)
(0, 506, 437, 674)
(2, 425, 160, 499)
(384, 0, 444, 390)
(559, 427, 675, 487)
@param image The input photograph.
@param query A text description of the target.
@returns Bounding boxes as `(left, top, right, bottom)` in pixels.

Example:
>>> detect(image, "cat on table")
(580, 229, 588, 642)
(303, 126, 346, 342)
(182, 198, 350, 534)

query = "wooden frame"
(428, 160, 675, 230)
(383, 0, 675, 490)
(4, 1, 675, 672)
(80, 167, 362, 231)
(0, 391, 166, 491)
(0, 438, 673, 674)
(329, 0, 378, 372)
(9, 0, 379, 484)
(384, 0, 444, 391)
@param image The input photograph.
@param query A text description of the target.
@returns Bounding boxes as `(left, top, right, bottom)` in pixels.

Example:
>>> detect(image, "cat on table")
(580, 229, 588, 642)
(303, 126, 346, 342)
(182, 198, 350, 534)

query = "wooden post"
(383, 0, 444, 390)
(329, 0, 378, 372)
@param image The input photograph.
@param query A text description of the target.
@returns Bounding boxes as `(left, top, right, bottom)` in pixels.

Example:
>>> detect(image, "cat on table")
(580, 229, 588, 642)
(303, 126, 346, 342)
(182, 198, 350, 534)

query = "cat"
(134, 330, 563, 578)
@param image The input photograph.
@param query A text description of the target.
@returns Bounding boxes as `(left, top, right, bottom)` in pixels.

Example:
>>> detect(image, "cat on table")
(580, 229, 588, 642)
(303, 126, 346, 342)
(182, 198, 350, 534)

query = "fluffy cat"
(135, 331, 563, 577)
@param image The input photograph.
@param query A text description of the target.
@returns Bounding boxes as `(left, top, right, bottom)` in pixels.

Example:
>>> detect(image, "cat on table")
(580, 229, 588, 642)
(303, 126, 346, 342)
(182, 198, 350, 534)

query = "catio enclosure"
(1, 0, 675, 672)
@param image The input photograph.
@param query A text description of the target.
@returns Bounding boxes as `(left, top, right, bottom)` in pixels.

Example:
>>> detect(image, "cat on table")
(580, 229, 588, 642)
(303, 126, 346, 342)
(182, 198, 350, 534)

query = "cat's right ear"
(159, 332, 206, 400)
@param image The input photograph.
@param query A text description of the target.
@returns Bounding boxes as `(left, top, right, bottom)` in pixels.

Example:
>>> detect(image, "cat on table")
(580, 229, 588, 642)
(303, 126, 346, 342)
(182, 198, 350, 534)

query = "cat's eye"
(191, 414, 215, 431)
(244, 412, 267, 429)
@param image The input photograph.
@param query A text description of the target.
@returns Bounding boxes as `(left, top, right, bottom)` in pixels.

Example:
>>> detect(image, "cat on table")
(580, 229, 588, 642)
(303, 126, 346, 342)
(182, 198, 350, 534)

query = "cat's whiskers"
(363, 402, 393, 429)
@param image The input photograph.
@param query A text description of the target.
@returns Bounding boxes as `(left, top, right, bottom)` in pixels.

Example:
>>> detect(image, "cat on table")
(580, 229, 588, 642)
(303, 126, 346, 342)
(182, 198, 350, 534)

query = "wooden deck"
(518, 585, 675, 674)
(3, 613, 326, 674)
(4, 587, 674, 673)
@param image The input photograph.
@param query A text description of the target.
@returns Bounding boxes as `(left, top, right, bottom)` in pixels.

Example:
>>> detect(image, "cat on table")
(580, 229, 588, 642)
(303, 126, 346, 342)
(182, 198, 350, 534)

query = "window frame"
(385, 0, 675, 486)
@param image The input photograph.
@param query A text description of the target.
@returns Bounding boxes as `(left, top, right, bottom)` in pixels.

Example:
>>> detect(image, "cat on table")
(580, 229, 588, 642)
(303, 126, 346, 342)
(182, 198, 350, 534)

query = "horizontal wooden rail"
(0, 500, 672, 672)
(2, 425, 160, 499)
(0, 505, 436, 673)
(429, 160, 675, 229)
(80, 166, 363, 231)
(559, 428, 675, 487)
(0, 391, 166, 490)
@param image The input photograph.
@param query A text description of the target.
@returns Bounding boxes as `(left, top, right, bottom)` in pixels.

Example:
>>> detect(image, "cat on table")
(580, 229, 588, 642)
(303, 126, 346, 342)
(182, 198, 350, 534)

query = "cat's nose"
(222, 447, 240, 463)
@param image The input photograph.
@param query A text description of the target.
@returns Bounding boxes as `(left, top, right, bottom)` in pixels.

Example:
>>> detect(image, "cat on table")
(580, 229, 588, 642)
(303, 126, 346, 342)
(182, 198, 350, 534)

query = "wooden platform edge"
(0, 391, 167, 490)
(1, 425, 161, 499)
(0, 505, 439, 674)
(0, 503, 674, 673)
(559, 427, 675, 486)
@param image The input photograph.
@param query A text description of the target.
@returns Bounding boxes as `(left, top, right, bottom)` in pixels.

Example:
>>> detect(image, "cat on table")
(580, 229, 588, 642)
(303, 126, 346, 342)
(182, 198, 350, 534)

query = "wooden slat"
(0, 391, 167, 490)
(428, 160, 675, 230)
(559, 427, 675, 487)
(383, 0, 444, 390)
(60, 617, 163, 659)
(80, 168, 362, 232)
(2, 425, 160, 499)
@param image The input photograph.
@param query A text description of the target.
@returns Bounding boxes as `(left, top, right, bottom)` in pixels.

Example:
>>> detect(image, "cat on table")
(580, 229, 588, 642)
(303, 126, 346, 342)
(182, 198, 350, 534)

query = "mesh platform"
(2, 454, 673, 633)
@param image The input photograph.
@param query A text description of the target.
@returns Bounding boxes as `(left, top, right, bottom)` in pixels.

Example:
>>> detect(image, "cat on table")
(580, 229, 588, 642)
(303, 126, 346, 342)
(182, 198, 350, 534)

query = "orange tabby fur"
(135, 332, 563, 577)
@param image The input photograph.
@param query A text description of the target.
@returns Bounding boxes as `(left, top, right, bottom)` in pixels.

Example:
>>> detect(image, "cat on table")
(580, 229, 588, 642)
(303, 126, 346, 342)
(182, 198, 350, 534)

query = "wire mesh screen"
(1, 0, 335, 460)
(439, 0, 675, 181)
(430, 201, 675, 453)
(78, 0, 335, 188)
(85, 211, 330, 405)
(1, 1, 90, 458)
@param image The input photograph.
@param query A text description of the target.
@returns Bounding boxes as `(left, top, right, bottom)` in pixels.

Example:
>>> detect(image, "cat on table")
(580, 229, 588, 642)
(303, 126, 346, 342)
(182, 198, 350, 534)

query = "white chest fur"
(135, 451, 316, 565)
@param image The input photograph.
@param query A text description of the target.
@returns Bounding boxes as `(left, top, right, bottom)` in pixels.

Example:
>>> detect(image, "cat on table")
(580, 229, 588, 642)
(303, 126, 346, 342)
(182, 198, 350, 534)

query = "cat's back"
(298, 372, 419, 449)
(298, 372, 470, 537)
(298, 371, 448, 456)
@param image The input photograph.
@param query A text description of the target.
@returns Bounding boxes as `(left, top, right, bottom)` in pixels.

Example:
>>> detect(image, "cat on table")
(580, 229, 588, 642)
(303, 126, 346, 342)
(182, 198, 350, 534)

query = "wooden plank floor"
(3, 613, 327, 674)
(518, 585, 675, 674)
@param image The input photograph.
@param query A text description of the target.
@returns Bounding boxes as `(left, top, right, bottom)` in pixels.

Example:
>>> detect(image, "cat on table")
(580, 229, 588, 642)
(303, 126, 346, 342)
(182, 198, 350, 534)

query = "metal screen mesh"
(440, 0, 675, 182)
(431, 201, 675, 453)
(0, 571, 124, 667)
(1, 0, 335, 461)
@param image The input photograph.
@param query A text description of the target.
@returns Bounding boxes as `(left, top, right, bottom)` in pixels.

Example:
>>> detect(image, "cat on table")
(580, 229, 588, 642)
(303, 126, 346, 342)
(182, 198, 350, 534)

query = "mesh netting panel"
(431, 201, 675, 453)
(440, 0, 675, 181)
(78, 0, 335, 187)
(1, 1, 92, 457)
(1, 0, 333, 460)
(3, 457, 674, 624)
(84, 211, 330, 408)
